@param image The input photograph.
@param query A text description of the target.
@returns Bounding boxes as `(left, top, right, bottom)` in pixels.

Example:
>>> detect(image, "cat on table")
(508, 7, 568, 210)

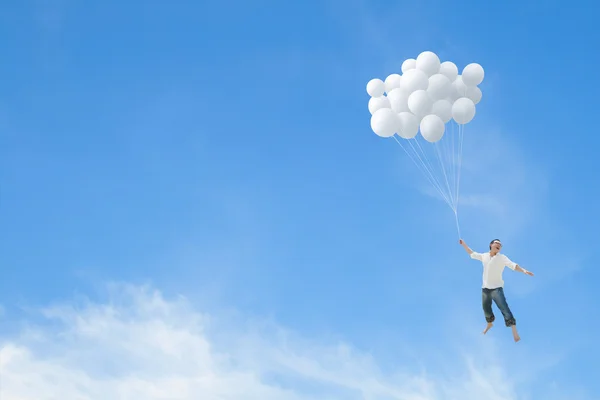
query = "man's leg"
(491, 287, 520, 342)
(482, 288, 494, 334)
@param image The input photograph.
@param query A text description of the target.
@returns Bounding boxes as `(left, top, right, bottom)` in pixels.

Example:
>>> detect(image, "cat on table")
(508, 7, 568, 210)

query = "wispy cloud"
(0, 282, 583, 400)
(397, 124, 548, 244)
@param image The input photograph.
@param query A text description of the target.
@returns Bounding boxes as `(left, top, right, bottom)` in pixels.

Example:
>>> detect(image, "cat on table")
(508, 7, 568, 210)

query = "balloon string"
(393, 118, 466, 240)
(454, 209, 461, 239)
(393, 136, 454, 207)
(456, 123, 465, 209)
(433, 140, 454, 210)
(456, 124, 465, 239)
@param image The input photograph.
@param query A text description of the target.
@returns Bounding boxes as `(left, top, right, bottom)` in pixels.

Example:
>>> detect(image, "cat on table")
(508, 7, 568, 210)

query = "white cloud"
(0, 283, 581, 400)
(393, 122, 549, 245)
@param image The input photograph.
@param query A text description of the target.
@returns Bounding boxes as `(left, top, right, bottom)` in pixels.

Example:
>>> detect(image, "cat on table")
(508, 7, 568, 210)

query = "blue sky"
(1, 0, 598, 398)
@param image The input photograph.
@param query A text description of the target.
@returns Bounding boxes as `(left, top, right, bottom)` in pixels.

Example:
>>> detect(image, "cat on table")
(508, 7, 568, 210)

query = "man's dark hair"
(489, 239, 501, 249)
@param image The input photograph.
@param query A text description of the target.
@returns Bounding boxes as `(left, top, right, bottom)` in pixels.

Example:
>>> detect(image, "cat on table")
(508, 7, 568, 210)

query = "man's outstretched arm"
(459, 239, 482, 260)
(514, 264, 534, 276)
(505, 256, 534, 276)
(459, 239, 474, 254)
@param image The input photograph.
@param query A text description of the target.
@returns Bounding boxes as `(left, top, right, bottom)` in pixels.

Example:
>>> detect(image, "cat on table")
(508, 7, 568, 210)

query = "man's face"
(491, 241, 502, 251)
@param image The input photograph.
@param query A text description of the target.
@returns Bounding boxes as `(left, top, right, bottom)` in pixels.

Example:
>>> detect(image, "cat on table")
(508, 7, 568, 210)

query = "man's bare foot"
(483, 323, 493, 334)
(511, 325, 520, 342)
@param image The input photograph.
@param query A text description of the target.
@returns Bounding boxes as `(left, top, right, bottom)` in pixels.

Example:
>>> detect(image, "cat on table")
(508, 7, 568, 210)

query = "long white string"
(451, 122, 457, 205)
(409, 138, 454, 208)
(453, 123, 465, 238)
(392, 120, 466, 239)
(434, 141, 454, 209)
(393, 136, 453, 207)
(456, 123, 465, 210)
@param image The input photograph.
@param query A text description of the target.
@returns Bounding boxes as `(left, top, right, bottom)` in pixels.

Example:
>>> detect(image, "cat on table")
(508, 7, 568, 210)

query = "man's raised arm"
(459, 239, 482, 260)
(459, 239, 473, 254)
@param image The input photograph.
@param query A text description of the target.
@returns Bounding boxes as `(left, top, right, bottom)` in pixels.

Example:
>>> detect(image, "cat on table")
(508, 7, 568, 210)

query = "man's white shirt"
(470, 251, 517, 289)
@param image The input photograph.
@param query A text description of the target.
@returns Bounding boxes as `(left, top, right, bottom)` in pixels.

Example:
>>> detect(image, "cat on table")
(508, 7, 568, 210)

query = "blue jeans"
(482, 287, 516, 327)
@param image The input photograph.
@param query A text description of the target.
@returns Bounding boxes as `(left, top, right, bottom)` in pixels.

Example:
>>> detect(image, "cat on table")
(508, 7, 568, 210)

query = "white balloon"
(465, 86, 482, 104)
(462, 63, 485, 86)
(451, 75, 469, 98)
(439, 61, 458, 82)
(384, 74, 402, 93)
(397, 112, 419, 139)
(371, 108, 400, 137)
(452, 97, 476, 125)
(427, 74, 451, 101)
(407, 90, 433, 118)
(400, 69, 429, 94)
(445, 92, 459, 104)
(368, 96, 391, 114)
(401, 58, 416, 73)
(387, 88, 410, 113)
(431, 99, 452, 123)
(420, 114, 445, 143)
(416, 51, 441, 77)
(367, 78, 386, 97)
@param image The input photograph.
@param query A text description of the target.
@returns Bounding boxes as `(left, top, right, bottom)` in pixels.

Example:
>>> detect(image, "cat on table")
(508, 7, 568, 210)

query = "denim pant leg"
(491, 287, 516, 327)
(481, 289, 495, 323)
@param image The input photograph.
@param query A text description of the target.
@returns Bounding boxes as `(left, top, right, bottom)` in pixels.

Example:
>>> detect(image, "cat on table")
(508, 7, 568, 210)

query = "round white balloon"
(432, 99, 452, 123)
(445, 92, 459, 104)
(420, 114, 445, 143)
(384, 74, 402, 93)
(439, 61, 458, 82)
(397, 112, 419, 139)
(368, 96, 391, 114)
(400, 69, 429, 95)
(366, 78, 386, 97)
(407, 89, 433, 118)
(462, 63, 485, 86)
(427, 74, 452, 101)
(451, 75, 469, 98)
(416, 51, 441, 77)
(371, 108, 400, 137)
(401, 58, 416, 73)
(465, 86, 482, 104)
(387, 88, 410, 113)
(452, 97, 476, 125)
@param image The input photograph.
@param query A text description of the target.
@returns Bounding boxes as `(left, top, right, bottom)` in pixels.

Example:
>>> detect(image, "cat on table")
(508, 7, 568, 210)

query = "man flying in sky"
(459, 239, 534, 342)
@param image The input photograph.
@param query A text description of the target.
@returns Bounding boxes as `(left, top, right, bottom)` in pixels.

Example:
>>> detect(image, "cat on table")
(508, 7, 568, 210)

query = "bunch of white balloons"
(367, 51, 484, 142)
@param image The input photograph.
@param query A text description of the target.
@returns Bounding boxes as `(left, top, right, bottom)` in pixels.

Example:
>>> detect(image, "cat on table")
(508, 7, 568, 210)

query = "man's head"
(489, 239, 502, 252)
